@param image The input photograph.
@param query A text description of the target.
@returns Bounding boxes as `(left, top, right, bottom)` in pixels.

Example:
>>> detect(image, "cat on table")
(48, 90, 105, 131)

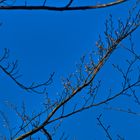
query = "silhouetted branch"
(42, 127, 52, 140)
(0, 49, 54, 94)
(97, 114, 112, 140)
(65, 0, 73, 8)
(0, 0, 127, 11)
(43, 0, 47, 6)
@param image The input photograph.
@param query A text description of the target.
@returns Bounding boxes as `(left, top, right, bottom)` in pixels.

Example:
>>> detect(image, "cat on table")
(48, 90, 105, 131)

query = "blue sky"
(0, 0, 140, 139)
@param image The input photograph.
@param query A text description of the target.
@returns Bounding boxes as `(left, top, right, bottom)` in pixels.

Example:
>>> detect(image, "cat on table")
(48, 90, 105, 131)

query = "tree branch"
(15, 9, 140, 139)
(0, 49, 54, 94)
(0, 0, 127, 11)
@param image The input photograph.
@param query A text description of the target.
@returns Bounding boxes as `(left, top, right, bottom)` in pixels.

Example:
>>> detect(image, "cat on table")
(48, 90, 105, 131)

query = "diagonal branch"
(42, 128, 52, 140)
(16, 12, 140, 139)
(97, 114, 112, 140)
(47, 79, 140, 124)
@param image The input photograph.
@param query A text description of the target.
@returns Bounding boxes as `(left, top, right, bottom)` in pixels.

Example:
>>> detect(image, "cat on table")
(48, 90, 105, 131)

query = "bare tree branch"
(0, 49, 54, 94)
(97, 114, 112, 140)
(42, 127, 52, 140)
(0, 0, 127, 11)
(15, 6, 140, 139)
(1, 0, 140, 139)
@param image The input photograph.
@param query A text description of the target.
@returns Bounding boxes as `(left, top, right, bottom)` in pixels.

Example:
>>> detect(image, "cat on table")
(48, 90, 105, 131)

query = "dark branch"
(0, 49, 54, 94)
(0, 0, 127, 11)
(42, 128, 52, 140)
(97, 114, 112, 140)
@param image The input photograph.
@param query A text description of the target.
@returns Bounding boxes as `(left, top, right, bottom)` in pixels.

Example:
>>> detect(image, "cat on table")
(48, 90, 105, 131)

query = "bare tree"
(0, 0, 140, 140)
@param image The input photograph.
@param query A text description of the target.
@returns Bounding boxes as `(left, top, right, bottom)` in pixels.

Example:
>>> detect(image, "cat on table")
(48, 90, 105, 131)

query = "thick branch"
(0, 0, 127, 11)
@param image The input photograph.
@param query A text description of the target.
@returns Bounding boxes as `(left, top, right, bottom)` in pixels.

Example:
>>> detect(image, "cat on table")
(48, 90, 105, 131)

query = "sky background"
(0, 0, 140, 139)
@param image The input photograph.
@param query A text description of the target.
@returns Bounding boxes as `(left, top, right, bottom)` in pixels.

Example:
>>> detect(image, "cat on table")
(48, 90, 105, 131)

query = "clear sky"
(0, 0, 140, 139)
